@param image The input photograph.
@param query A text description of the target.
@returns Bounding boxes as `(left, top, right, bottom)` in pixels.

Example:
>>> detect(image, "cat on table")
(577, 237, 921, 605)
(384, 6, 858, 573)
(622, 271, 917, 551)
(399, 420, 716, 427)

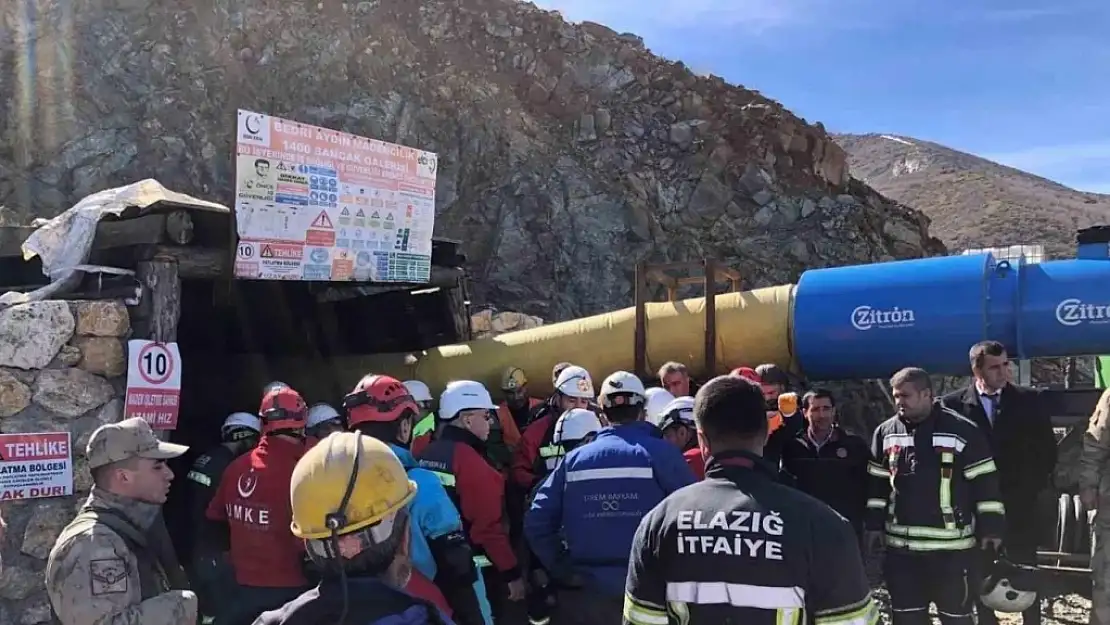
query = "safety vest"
(417, 440, 494, 568)
(532, 412, 565, 481)
(412, 411, 436, 439)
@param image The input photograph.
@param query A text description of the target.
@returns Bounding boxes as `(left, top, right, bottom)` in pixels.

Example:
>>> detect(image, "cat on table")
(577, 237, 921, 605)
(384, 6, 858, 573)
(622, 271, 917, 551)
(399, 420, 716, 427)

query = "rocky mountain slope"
(0, 0, 939, 321)
(834, 133, 1109, 258)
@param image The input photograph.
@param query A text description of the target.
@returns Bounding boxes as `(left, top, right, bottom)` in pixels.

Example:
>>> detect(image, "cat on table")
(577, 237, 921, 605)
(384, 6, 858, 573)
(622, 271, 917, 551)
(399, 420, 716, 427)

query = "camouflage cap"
(86, 417, 189, 469)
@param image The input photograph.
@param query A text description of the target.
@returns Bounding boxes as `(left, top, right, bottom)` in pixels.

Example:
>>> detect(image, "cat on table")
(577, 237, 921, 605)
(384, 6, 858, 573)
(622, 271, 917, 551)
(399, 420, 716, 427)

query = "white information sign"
(233, 109, 437, 283)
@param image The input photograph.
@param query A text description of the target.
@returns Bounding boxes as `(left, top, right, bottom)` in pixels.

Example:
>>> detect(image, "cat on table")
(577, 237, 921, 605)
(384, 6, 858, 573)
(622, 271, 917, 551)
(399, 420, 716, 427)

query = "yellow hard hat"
(290, 432, 417, 540)
(501, 366, 528, 391)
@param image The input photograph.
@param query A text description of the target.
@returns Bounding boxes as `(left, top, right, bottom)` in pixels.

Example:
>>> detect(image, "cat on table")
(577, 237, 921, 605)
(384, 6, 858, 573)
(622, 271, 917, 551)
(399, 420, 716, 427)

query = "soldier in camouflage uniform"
(45, 417, 198, 625)
(1080, 388, 1110, 625)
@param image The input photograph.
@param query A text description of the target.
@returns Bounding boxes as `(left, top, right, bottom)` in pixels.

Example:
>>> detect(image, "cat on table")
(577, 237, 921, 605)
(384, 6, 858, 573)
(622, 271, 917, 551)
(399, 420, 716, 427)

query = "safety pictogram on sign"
(311, 211, 334, 229)
(261, 244, 275, 258)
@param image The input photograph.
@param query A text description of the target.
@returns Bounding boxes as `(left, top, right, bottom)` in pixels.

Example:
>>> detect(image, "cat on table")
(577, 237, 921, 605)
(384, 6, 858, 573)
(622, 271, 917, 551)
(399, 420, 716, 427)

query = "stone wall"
(470, 308, 544, 339)
(0, 300, 131, 623)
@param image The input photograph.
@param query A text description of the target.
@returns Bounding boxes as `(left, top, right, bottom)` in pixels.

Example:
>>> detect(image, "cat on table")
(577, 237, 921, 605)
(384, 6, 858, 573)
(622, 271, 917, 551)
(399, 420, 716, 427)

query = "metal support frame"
(633, 259, 742, 378)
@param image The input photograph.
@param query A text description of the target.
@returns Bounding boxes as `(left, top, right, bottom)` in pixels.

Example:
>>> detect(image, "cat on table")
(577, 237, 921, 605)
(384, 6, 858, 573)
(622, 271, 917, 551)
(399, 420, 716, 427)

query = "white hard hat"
(403, 380, 433, 403)
(658, 396, 695, 431)
(439, 380, 498, 421)
(644, 388, 676, 425)
(980, 559, 1039, 613)
(598, 371, 646, 408)
(554, 365, 594, 399)
(553, 408, 604, 445)
(306, 403, 342, 428)
(221, 412, 262, 436)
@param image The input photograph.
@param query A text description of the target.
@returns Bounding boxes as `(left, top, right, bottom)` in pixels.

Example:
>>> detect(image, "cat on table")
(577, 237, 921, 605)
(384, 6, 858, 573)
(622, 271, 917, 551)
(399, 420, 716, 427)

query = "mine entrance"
(163, 240, 470, 563)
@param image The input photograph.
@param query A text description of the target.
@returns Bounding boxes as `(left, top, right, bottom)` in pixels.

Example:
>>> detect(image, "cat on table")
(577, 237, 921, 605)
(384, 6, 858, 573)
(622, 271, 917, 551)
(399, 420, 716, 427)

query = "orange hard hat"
(343, 374, 420, 427)
(730, 367, 762, 385)
(259, 387, 308, 435)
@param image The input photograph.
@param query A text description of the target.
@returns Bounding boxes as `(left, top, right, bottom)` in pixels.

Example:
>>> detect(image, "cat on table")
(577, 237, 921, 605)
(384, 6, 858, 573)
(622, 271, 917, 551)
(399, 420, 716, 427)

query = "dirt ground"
(865, 551, 1091, 624)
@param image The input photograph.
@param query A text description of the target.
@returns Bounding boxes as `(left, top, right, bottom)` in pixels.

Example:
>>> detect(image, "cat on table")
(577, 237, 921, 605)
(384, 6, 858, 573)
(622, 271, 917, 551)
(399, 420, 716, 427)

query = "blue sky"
(531, 0, 1110, 193)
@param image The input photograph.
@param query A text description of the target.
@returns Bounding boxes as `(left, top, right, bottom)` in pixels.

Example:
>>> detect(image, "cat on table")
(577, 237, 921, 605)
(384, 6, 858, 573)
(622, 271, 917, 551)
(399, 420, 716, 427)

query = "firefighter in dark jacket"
(184, 412, 261, 624)
(866, 367, 1005, 625)
(939, 340, 1056, 625)
(625, 375, 877, 625)
(780, 389, 869, 540)
(419, 380, 526, 623)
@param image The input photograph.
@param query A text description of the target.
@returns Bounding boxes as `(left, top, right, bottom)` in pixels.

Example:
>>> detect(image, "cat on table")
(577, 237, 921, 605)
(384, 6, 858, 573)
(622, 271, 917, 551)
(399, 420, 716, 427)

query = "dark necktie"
(982, 394, 1000, 422)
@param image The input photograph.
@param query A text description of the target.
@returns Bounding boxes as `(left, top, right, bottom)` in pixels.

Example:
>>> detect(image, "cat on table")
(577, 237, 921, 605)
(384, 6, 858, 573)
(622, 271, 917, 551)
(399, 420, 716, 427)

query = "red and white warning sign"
(124, 340, 183, 430)
(0, 432, 73, 501)
(310, 210, 334, 229)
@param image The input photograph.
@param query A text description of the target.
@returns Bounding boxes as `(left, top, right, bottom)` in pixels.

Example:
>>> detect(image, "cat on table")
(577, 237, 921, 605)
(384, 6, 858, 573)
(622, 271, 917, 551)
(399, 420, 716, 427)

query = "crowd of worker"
(40, 338, 1092, 625)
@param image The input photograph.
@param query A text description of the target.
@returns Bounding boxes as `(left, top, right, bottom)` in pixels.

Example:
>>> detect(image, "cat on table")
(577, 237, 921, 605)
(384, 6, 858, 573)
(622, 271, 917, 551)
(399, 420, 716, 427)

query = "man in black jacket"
(625, 375, 876, 625)
(780, 389, 869, 542)
(940, 340, 1057, 625)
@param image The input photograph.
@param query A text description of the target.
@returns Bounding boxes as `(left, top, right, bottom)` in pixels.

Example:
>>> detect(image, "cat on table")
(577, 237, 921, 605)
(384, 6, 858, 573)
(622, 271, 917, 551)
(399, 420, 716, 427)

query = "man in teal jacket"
(344, 373, 491, 625)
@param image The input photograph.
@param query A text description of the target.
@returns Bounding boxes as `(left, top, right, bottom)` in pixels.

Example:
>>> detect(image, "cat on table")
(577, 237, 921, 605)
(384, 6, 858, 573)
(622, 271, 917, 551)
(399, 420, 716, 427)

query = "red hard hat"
(730, 367, 762, 384)
(343, 374, 420, 427)
(259, 387, 308, 434)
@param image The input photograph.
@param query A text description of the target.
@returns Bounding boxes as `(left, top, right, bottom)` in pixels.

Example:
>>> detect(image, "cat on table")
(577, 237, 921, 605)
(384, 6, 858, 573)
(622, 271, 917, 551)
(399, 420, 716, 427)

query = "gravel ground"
(865, 553, 1092, 625)
(869, 587, 1091, 625)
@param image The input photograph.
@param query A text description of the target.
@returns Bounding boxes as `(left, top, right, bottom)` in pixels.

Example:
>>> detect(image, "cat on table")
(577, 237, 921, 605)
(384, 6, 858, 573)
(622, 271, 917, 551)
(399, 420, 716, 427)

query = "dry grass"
(834, 133, 1109, 259)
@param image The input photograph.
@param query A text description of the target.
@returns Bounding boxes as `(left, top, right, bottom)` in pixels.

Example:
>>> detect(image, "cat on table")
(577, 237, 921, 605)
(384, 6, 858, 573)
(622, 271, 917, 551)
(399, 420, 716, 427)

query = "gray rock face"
(0, 369, 31, 418)
(0, 303, 75, 370)
(0, 301, 127, 622)
(0, 0, 937, 321)
(32, 368, 115, 418)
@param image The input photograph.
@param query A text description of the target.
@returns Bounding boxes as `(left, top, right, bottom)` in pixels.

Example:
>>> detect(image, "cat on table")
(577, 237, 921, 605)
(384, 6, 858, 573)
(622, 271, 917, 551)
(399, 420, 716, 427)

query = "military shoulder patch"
(89, 558, 128, 596)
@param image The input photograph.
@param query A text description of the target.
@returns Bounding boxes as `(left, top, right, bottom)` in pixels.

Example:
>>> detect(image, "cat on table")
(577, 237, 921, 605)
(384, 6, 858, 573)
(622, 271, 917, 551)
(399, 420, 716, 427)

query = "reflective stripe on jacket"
(865, 404, 1006, 551)
(417, 428, 520, 580)
(624, 451, 878, 625)
(525, 421, 695, 596)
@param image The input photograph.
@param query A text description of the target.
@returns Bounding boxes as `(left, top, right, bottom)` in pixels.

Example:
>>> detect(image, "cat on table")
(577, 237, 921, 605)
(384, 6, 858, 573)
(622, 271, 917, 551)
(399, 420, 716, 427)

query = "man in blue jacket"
(344, 373, 490, 625)
(524, 370, 696, 625)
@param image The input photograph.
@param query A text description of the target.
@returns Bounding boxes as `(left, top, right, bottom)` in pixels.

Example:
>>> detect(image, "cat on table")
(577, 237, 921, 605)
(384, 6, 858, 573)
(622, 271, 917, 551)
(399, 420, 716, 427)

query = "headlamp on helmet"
(343, 375, 419, 428)
(597, 371, 646, 409)
(259, 387, 308, 435)
(658, 396, 695, 432)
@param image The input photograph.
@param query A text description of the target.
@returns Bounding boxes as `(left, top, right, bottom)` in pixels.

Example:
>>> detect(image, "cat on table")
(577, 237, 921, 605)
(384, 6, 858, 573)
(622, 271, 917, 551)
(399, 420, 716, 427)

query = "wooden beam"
(133, 255, 181, 444)
(0, 210, 199, 258)
(94, 214, 168, 248)
(135, 256, 182, 342)
(142, 246, 226, 280)
(634, 261, 647, 377)
(704, 259, 717, 374)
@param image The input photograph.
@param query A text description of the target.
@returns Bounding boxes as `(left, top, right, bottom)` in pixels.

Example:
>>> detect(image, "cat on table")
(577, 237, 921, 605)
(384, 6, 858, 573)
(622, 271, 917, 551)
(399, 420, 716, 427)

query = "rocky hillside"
(0, 0, 939, 320)
(834, 133, 1109, 258)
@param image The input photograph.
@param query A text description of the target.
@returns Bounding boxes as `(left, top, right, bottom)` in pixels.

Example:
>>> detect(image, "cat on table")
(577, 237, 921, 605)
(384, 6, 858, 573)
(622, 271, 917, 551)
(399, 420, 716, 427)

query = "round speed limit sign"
(136, 343, 175, 386)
